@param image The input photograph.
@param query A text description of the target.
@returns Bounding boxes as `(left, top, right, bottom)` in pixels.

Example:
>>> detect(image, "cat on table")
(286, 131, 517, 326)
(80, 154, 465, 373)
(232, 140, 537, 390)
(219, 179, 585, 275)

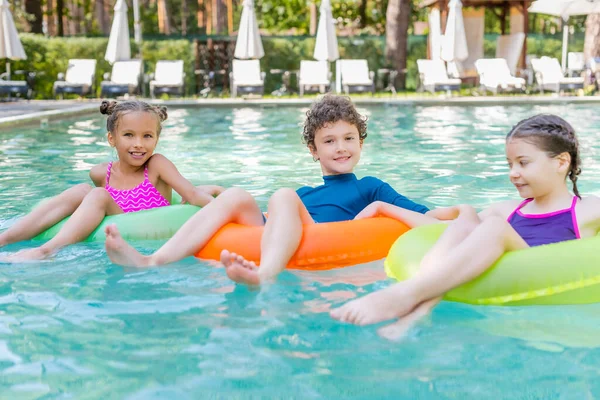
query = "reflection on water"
(1, 104, 600, 398)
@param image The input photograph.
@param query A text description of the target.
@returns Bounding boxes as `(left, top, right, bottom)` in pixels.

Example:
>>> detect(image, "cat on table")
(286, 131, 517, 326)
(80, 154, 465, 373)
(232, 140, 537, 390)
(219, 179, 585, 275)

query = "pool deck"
(1, 95, 600, 129)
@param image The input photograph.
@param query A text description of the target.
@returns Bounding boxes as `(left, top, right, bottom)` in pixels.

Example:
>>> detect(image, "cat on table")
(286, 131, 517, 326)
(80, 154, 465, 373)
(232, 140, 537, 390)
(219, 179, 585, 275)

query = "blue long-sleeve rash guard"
(296, 173, 429, 223)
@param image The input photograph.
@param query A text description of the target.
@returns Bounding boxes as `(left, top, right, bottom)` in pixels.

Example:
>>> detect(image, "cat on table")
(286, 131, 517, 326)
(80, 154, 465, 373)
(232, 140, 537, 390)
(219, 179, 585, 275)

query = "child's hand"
(180, 186, 226, 206)
(354, 201, 382, 220)
(196, 185, 226, 197)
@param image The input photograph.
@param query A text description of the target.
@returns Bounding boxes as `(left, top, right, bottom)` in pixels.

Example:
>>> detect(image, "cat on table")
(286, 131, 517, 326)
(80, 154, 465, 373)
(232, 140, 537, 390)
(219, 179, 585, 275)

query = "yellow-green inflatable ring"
(385, 224, 600, 306)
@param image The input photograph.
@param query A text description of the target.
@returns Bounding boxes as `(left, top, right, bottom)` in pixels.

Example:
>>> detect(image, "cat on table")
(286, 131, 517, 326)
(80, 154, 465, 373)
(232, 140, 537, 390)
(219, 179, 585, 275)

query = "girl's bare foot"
(221, 250, 261, 286)
(0, 246, 52, 263)
(330, 282, 421, 326)
(105, 225, 153, 267)
(377, 297, 441, 340)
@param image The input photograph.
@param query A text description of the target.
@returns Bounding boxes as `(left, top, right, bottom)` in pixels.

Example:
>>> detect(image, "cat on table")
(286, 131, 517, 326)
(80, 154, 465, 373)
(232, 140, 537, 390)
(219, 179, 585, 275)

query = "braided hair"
(100, 100, 168, 135)
(506, 114, 581, 198)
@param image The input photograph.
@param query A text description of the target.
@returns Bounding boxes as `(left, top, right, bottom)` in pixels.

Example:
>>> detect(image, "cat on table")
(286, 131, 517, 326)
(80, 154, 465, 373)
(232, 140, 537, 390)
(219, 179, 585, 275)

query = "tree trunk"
(385, 0, 410, 89)
(158, 0, 171, 34)
(359, 0, 367, 29)
(44, 0, 56, 35)
(25, 0, 44, 33)
(215, 0, 226, 34)
(181, 0, 188, 34)
(309, 1, 317, 35)
(584, 13, 600, 60)
(56, 0, 64, 36)
(95, 0, 109, 34)
(205, 0, 212, 34)
(197, 0, 205, 30)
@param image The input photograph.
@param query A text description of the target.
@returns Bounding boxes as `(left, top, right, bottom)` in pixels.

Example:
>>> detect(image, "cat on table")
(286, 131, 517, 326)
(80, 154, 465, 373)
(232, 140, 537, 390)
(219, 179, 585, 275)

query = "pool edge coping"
(2, 95, 600, 129)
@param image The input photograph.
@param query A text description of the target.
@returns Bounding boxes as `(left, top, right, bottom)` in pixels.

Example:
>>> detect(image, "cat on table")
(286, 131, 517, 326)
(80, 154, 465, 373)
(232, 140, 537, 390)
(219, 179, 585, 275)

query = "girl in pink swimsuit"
(332, 114, 600, 328)
(0, 100, 223, 262)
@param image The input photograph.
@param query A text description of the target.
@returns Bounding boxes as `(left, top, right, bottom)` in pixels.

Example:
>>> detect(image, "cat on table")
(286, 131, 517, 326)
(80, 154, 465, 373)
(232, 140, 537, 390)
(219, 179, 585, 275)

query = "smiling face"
(107, 111, 160, 167)
(506, 138, 570, 199)
(309, 120, 363, 176)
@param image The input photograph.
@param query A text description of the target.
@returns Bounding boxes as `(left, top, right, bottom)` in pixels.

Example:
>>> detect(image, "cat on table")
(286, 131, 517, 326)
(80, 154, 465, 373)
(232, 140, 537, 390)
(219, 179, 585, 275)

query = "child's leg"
(0, 184, 92, 247)
(222, 188, 314, 286)
(105, 187, 265, 267)
(331, 215, 528, 325)
(3, 187, 122, 261)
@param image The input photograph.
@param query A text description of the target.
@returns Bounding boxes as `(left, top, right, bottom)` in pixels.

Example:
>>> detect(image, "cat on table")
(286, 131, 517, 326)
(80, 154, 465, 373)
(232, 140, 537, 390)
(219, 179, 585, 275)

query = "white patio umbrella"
(441, 0, 469, 64)
(428, 8, 442, 60)
(0, 0, 26, 80)
(529, 0, 600, 71)
(314, 0, 339, 62)
(105, 0, 131, 64)
(313, 0, 339, 91)
(234, 0, 264, 59)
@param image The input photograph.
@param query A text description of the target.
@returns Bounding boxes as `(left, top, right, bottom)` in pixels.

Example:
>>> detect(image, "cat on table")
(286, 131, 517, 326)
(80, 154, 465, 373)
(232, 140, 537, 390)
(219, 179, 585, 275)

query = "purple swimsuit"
(507, 197, 580, 247)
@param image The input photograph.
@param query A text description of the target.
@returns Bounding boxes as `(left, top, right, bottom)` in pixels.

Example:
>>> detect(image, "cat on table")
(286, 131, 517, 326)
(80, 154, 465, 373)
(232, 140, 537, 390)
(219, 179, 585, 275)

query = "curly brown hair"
(302, 94, 368, 149)
(507, 114, 582, 198)
(100, 100, 168, 135)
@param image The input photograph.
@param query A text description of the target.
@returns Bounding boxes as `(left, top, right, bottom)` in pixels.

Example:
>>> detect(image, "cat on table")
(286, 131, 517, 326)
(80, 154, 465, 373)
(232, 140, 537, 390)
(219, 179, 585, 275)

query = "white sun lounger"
(339, 59, 375, 94)
(149, 60, 186, 98)
(298, 60, 331, 97)
(531, 57, 584, 94)
(475, 58, 526, 95)
(230, 59, 265, 98)
(416, 59, 461, 94)
(101, 60, 143, 98)
(53, 59, 97, 98)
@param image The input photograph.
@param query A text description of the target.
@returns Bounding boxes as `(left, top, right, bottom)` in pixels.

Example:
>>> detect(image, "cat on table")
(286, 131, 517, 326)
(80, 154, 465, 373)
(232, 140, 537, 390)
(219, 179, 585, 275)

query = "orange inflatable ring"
(195, 217, 410, 270)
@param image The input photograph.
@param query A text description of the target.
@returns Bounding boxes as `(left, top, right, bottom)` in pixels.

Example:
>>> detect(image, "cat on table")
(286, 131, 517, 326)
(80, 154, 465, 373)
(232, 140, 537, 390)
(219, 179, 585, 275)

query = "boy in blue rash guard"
(105, 95, 430, 286)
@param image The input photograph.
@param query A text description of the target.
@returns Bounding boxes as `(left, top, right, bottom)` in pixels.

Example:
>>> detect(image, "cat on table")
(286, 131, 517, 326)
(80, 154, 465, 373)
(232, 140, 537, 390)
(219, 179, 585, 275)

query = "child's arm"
(355, 201, 442, 228)
(89, 163, 108, 187)
(149, 155, 223, 207)
(576, 196, 600, 237)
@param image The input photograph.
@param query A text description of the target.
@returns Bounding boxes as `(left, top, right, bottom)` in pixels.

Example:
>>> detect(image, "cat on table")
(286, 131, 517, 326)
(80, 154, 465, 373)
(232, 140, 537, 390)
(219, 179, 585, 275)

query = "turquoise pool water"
(2, 104, 600, 398)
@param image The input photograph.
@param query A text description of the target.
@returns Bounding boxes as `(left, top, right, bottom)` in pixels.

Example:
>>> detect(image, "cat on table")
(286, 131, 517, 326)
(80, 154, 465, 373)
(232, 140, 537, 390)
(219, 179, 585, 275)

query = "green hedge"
(0, 33, 582, 99)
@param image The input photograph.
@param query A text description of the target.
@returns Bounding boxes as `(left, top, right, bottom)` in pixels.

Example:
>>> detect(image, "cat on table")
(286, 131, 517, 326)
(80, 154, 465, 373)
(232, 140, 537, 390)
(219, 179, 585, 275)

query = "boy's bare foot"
(0, 246, 52, 262)
(221, 250, 261, 286)
(105, 225, 153, 267)
(329, 282, 421, 326)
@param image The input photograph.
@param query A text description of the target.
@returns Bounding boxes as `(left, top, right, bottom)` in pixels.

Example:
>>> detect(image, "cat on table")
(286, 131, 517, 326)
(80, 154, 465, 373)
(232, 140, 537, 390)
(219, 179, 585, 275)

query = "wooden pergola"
(420, 0, 535, 69)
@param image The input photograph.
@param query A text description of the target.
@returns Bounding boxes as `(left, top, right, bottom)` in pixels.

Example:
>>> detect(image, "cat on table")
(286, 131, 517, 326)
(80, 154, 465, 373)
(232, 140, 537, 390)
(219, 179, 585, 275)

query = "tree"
(385, 0, 410, 89)
(25, 0, 43, 33)
(358, 0, 367, 28)
(584, 13, 600, 61)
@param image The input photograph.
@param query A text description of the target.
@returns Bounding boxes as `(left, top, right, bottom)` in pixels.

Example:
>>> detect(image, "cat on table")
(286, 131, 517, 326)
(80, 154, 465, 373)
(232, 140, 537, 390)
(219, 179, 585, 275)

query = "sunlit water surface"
(1, 104, 600, 398)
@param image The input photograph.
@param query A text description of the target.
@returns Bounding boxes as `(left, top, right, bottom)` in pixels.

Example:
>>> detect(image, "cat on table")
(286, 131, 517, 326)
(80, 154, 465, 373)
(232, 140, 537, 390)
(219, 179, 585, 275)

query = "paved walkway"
(0, 100, 100, 128)
(2, 95, 600, 129)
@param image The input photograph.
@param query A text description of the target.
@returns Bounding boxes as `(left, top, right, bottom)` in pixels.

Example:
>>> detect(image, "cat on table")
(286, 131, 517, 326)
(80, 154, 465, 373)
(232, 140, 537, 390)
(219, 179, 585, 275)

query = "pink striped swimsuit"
(105, 162, 170, 213)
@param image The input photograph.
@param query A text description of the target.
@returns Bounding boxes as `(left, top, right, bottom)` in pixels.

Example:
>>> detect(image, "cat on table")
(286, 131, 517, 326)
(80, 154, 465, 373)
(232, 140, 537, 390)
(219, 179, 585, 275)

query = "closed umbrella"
(0, 0, 26, 79)
(105, 0, 131, 64)
(441, 0, 469, 64)
(314, 0, 339, 62)
(428, 8, 442, 60)
(234, 0, 264, 59)
(529, 0, 600, 70)
(313, 0, 339, 91)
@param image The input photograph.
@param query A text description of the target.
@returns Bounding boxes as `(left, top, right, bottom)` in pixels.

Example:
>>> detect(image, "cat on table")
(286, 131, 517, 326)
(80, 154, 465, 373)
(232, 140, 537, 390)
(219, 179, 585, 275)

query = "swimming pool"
(1, 103, 600, 398)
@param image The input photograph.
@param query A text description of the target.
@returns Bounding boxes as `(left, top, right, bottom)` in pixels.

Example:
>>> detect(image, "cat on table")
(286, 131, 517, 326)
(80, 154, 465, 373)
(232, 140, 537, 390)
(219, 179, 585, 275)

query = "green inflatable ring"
(31, 193, 201, 242)
(385, 224, 600, 306)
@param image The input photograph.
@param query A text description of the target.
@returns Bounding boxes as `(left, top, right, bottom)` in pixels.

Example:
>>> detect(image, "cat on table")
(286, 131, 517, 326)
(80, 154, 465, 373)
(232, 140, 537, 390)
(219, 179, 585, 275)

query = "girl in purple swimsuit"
(332, 114, 600, 327)
(0, 100, 222, 262)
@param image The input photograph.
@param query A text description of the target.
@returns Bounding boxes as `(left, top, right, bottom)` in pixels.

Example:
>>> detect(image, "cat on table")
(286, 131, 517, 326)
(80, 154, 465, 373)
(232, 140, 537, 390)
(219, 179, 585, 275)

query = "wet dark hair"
(302, 94, 368, 149)
(100, 100, 168, 135)
(507, 114, 581, 198)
